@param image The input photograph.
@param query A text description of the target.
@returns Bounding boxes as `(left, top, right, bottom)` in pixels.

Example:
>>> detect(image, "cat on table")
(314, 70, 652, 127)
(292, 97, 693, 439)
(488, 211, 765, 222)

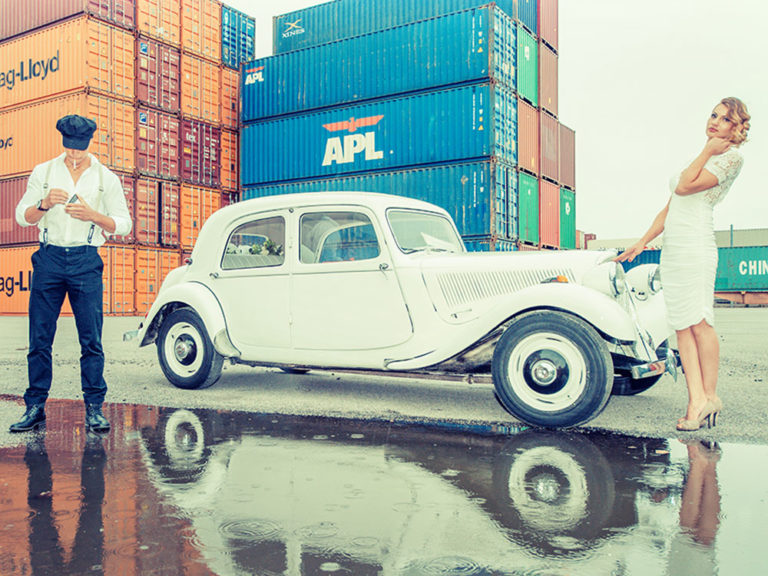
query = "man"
(10, 114, 132, 433)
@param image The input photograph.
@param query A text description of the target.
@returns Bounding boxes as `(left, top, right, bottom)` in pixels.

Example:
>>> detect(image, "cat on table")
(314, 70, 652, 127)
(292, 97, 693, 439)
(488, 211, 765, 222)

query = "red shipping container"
(540, 112, 559, 184)
(539, 180, 560, 248)
(109, 172, 136, 245)
(136, 108, 180, 179)
(539, 42, 558, 118)
(135, 178, 159, 245)
(160, 180, 181, 247)
(181, 119, 221, 187)
(517, 98, 539, 176)
(135, 37, 181, 113)
(559, 123, 576, 190)
(0, 176, 39, 245)
(538, 0, 558, 51)
(220, 190, 239, 208)
(1, 0, 135, 41)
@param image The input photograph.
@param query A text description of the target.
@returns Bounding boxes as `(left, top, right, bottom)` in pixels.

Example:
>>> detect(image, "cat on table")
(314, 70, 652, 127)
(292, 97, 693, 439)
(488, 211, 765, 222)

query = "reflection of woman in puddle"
(666, 440, 721, 576)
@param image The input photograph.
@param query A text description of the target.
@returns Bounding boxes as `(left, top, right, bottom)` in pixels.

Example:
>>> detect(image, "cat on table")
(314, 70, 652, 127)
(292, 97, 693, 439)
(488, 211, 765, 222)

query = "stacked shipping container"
(242, 0, 576, 252)
(0, 0, 255, 316)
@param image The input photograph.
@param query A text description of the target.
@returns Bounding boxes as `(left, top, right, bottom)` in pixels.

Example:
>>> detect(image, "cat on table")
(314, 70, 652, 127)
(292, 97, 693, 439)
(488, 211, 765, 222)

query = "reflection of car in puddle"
(139, 409, 685, 574)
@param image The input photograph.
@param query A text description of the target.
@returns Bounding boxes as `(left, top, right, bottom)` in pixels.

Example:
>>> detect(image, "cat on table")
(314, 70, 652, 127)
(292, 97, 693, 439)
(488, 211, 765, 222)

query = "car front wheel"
(492, 311, 613, 428)
(157, 308, 224, 390)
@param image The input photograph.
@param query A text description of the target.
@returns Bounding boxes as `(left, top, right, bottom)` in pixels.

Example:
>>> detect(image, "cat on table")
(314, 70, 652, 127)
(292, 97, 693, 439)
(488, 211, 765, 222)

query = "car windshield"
(387, 209, 464, 254)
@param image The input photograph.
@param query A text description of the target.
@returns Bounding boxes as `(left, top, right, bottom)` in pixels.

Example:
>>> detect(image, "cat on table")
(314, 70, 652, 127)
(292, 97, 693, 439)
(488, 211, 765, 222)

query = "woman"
(616, 97, 750, 431)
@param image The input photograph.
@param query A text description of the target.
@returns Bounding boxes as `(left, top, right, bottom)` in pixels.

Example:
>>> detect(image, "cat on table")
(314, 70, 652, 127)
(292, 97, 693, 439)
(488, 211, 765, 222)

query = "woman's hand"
(614, 241, 646, 263)
(704, 137, 732, 156)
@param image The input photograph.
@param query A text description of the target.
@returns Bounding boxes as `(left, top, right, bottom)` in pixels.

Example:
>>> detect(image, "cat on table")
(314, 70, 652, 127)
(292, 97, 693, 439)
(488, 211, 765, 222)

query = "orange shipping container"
(219, 66, 240, 130)
(0, 91, 135, 177)
(539, 180, 560, 248)
(136, 0, 181, 47)
(180, 184, 220, 249)
(135, 246, 180, 315)
(181, 54, 220, 124)
(559, 123, 576, 190)
(135, 178, 160, 245)
(100, 244, 136, 315)
(540, 111, 559, 184)
(220, 129, 239, 191)
(0, 16, 134, 111)
(181, 0, 222, 62)
(517, 98, 539, 176)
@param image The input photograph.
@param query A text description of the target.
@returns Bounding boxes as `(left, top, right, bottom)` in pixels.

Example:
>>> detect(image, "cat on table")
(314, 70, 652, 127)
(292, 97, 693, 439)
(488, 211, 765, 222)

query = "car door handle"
(210, 272, 219, 279)
(379, 262, 390, 271)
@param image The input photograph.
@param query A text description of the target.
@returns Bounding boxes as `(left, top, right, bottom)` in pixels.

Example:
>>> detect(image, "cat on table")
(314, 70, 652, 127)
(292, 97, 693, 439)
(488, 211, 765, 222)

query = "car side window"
(300, 211, 380, 264)
(222, 216, 285, 270)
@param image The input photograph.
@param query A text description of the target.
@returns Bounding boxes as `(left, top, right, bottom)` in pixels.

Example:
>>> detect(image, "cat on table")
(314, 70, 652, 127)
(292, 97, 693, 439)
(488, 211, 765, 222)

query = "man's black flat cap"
(56, 114, 97, 150)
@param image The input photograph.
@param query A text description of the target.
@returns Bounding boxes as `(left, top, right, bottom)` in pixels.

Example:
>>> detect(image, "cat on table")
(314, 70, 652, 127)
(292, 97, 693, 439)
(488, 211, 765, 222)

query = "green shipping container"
(560, 188, 576, 249)
(715, 246, 768, 292)
(517, 28, 538, 106)
(518, 171, 539, 244)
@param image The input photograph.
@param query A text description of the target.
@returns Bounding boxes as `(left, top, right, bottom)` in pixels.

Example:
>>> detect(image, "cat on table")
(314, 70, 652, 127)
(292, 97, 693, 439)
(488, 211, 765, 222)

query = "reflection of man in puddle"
(24, 435, 106, 575)
(666, 440, 721, 576)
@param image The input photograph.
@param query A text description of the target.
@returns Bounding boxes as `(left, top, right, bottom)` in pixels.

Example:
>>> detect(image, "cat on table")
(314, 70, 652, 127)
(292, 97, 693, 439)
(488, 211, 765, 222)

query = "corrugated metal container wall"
(518, 171, 539, 245)
(135, 108, 180, 179)
(245, 160, 519, 239)
(135, 37, 181, 113)
(558, 123, 575, 190)
(464, 237, 518, 252)
(181, 119, 221, 186)
(0, 17, 135, 110)
(219, 67, 240, 130)
(100, 244, 135, 315)
(0, 245, 73, 315)
(181, 54, 221, 124)
(272, 0, 518, 54)
(220, 191, 239, 208)
(135, 178, 159, 245)
(241, 83, 517, 185)
(135, 246, 180, 315)
(538, 0, 558, 50)
(539, 180, 559, 247)
(221, 4, 256, 69)
(539, 42, 558, 117)
(0, 92, 135, 177)
(136, 0, 181, 46)
(0, 0, 136, 41)
(110, 172, 136, 244)
(243, 7, 517, 122)
(160, 181, 181, 247)
(517, 0, 538, 34)
(559, 187, 575, 249)
(181, 0, 222, 62)
(715, 246, 768, 292)
(620, 249, 660, 271)
(0, 177, 39, 245)
(517, 98, 539, 176)
(540, 111, 559, 183)
(180, 185, 220, 249)
(220, 129, 239, 191)
(516, 27, 538, 106)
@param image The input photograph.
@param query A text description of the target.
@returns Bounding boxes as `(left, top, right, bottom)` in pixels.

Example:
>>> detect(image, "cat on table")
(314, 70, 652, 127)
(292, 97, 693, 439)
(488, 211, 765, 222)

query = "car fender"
(138, 282, 240, 357)
(488, 283, 637, 342)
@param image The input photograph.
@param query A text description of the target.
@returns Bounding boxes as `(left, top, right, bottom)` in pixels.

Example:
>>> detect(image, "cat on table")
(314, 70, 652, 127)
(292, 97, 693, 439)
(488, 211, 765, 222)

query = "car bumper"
(630, 347, 680, 381)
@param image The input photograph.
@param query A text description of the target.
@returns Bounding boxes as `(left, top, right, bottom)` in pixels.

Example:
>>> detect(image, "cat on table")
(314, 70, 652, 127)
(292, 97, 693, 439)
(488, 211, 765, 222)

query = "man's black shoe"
(9, 404, 46, 433)
(85, 404, 111, 433)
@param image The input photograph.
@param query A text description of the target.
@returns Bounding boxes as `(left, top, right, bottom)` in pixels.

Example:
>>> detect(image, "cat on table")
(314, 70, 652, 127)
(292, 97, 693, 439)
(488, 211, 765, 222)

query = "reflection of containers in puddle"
(139, 408, 683, 574)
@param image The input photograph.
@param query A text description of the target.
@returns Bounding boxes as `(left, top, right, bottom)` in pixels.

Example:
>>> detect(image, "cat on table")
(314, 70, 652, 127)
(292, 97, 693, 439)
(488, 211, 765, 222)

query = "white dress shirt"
(15, 153, 132, 247)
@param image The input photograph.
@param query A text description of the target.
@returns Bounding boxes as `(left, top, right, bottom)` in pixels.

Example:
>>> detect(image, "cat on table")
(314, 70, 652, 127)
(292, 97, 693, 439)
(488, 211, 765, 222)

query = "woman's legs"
(691, 319, 720, 405)
(677, 319, 720, 423)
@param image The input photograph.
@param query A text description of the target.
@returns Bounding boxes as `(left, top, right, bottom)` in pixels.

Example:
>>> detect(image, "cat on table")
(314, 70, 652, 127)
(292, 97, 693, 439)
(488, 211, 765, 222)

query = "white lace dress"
(660, 148, 744, 330)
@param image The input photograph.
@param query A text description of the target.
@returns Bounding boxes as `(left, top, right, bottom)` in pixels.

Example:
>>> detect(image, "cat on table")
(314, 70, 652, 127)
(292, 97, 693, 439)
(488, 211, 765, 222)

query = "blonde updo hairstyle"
(721, 97, 750, 145)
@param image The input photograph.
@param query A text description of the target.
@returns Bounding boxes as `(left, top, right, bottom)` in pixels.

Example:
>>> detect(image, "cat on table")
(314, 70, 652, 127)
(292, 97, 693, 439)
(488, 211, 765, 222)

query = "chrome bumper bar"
(630, 348, 680, 381)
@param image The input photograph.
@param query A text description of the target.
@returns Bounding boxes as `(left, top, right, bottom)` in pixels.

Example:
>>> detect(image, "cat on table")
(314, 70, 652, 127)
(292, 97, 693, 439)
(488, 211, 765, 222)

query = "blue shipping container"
(243, 160, 519, 239)
(222, 4, 256, 69)
(517, 0, 538, 35)
(464, 236, 519, 252)
(241, 83, 518, 185)
(243, 6, 516, 121)
(273, 0, 518, 54)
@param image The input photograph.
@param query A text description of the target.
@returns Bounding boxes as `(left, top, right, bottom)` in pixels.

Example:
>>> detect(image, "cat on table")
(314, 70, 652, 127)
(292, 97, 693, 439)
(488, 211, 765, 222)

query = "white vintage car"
(130, 192, 676, 428)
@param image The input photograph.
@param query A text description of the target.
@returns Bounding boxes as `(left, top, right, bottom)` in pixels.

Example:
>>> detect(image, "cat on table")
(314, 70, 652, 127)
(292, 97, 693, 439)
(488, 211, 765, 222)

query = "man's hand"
(64, 196, 97, 223)
(44, 188, 70, 209)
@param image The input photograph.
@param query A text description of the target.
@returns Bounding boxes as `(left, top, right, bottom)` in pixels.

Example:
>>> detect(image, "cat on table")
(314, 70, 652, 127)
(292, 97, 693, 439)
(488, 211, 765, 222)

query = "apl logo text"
(0, 50, 60, 91)
(322, 115, 384, 166)
(244, 65, 264, 85)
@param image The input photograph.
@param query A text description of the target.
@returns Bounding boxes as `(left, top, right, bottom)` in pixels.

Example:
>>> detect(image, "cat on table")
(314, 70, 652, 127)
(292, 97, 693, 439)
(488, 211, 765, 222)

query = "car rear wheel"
(492, 311, 613, 428)
(157, 308, 224, 390)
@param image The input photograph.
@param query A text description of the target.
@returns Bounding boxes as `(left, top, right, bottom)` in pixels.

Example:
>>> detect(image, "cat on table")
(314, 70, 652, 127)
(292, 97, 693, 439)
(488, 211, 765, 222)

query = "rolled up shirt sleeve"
(103, 171, 132, 237)
(15, 165, 44, 227)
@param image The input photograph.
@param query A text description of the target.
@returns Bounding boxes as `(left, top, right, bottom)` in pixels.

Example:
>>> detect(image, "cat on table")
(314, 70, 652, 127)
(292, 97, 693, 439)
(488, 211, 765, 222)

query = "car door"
(212, 211, 291, 352)
(291, 207, 413, 351)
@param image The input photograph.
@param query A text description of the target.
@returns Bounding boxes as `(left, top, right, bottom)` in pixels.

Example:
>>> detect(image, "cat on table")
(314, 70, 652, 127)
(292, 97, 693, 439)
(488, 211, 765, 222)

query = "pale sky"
(228, 0, 766, 240)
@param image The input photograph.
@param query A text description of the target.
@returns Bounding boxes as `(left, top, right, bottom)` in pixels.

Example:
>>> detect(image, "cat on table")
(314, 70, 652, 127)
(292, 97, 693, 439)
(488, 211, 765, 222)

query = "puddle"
(0, 398, 765, 575)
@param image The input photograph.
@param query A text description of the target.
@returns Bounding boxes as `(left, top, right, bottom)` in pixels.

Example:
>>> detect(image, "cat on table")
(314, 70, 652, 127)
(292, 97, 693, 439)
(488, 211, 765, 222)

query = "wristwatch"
(36, 199, 48, 211)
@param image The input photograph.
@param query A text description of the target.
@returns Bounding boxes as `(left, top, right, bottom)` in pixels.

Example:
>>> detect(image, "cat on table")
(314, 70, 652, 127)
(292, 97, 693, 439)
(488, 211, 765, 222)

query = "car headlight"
(650, 266, 662, 293)
(582, 261, 627, 297)
(625, 264, 662, 300)
(609, 263, 627, 296)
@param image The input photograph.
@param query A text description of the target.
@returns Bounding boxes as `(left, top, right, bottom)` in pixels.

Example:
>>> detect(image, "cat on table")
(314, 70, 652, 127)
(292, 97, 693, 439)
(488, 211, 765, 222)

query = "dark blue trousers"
(25, 244, 106, 407)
